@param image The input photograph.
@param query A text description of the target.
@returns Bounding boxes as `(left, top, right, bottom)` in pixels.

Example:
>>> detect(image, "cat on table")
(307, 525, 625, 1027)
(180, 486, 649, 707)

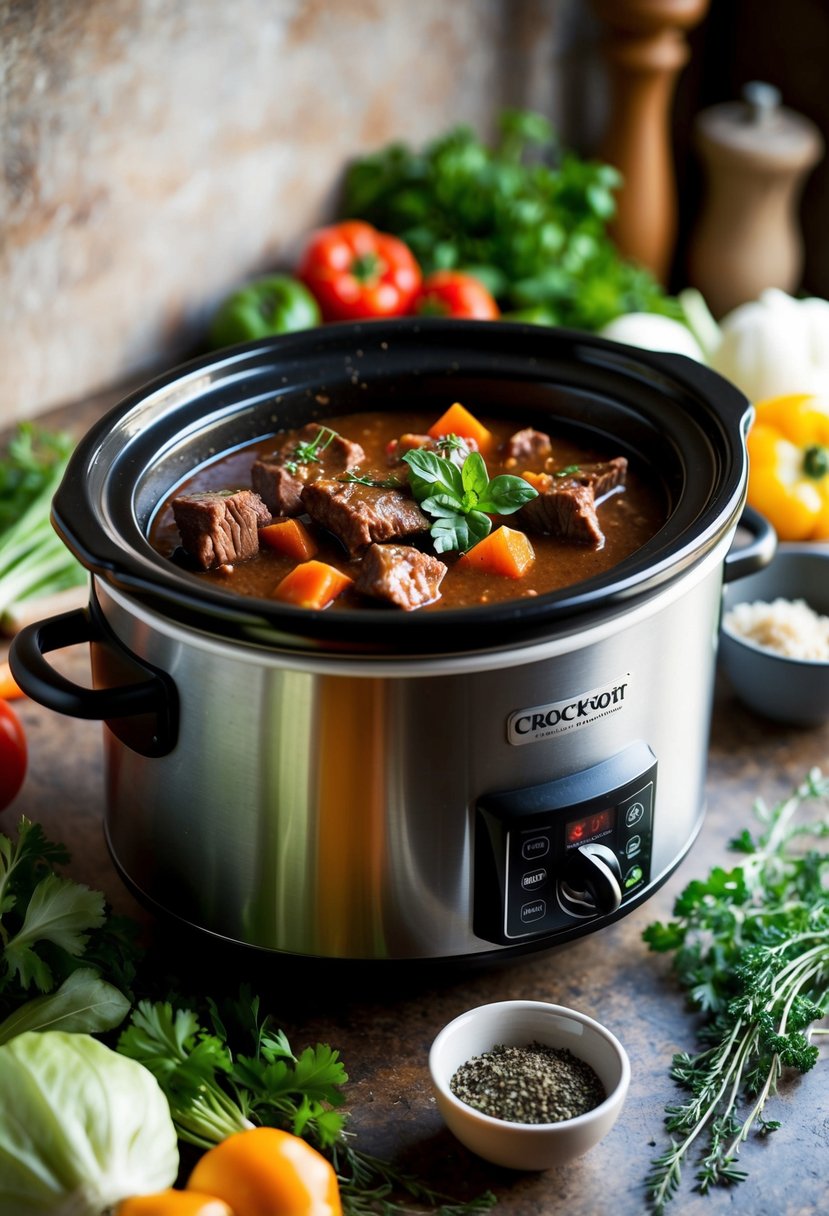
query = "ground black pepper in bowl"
(449, 1040, 607, 1124)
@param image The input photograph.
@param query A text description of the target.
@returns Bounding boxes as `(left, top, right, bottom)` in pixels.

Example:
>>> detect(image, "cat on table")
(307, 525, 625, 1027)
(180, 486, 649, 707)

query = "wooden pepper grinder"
(687, 82, 824, 317)
(590, 0, 711, 284)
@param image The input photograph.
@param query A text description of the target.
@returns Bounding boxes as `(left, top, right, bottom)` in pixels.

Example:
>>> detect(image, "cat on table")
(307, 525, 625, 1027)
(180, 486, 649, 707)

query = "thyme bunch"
(644, 769, 829, 1211)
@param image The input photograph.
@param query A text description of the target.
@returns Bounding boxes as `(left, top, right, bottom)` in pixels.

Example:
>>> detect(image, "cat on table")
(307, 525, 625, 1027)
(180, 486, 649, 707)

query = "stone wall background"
(1, 0, 603, 422)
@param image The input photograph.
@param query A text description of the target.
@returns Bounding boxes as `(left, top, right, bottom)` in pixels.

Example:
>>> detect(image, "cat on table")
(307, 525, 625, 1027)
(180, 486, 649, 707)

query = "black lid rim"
(52, 319, 751, 656)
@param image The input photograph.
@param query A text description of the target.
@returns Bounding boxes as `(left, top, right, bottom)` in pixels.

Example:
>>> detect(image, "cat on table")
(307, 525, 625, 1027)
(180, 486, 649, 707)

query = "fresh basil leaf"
(420, 493, 467, 517)
(478, 473, 539, 515)
(460, 451, 490, 501)
(431, 510, 492, 554)
(402, 448, 464, 503)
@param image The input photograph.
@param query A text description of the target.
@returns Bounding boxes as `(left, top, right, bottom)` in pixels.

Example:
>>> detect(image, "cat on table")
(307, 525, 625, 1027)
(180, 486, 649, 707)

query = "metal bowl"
(428, 999, 630, 1170)
(720, 544, 829, 726)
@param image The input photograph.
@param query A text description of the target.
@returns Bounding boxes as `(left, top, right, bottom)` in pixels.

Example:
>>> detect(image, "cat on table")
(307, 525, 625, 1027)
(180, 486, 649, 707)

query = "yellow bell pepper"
(746, 393, 829, 541)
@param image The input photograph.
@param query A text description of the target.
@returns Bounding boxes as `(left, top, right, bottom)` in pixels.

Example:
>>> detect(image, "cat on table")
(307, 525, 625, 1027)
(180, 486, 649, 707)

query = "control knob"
(558, 843, 623, 917)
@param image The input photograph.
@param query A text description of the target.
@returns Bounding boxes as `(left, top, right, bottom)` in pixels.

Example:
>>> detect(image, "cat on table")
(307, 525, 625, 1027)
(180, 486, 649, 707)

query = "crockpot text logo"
(507, 678, 630, 745)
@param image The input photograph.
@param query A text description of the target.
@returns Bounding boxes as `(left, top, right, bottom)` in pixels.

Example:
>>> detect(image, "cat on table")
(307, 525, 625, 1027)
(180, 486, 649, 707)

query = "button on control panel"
(474, 740, 657, 945)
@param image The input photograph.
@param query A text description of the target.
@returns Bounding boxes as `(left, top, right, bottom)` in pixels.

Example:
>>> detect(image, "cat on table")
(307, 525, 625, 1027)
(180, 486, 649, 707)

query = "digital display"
(565, 806, 616, 847)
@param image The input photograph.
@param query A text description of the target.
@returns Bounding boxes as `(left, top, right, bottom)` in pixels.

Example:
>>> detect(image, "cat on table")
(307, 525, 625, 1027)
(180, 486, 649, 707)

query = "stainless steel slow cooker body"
(11, 320, 769, 961)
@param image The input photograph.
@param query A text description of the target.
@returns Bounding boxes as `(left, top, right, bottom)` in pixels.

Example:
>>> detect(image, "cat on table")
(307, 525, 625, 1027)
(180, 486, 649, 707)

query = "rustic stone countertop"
(2, 384, 828, 1216)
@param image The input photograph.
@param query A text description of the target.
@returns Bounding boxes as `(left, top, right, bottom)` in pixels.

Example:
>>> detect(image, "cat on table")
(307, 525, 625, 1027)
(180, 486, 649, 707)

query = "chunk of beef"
(566, 456, 628, 501)
(250, 462, 305, 516)
(301, 477, 430, 555)
(386, 432, 477, 470)
(518, 459, 628, 549)
(251, 424, 365, 516)
(172, 489, 271, 569)
(354, 543, 446, 610)
(504, 427, 552, 468)
(520, 479, 605, 547)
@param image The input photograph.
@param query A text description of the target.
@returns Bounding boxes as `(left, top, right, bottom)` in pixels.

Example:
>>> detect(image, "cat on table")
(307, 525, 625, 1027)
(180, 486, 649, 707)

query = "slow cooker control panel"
(473, 740, 656, 945)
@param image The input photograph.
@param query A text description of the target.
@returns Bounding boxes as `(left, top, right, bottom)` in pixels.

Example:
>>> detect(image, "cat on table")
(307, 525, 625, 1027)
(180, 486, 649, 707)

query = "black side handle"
(9, 606, 178, 758)
(723, 505, 777, 584)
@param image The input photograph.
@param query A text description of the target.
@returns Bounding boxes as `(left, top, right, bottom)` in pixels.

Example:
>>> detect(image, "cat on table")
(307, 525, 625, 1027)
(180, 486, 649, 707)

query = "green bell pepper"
(209, 274, 322, 347)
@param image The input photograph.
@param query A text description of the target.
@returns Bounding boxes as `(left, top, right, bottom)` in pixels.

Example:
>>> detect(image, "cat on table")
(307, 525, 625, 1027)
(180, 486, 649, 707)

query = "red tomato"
(297, 220, 422, 322)
(414, 270, 500, 319)
(0, 698, 26, 812)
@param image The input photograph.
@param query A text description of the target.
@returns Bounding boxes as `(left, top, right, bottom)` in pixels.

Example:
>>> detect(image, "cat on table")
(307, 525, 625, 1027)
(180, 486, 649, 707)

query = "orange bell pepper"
(186, 1127, 341, 1216)
(747, 393, 829, 541)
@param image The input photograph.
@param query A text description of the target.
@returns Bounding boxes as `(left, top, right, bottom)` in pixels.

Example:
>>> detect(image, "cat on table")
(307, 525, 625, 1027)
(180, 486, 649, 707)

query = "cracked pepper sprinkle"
(449, 1041, 606, 1124)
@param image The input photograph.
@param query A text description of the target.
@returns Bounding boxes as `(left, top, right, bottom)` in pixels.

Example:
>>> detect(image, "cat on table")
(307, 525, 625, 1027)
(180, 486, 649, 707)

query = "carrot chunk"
(272, 559, 353, 609)
(428, 402, 494, 453)
(455, 526, 535, 579)
(259, 518, 318, 560)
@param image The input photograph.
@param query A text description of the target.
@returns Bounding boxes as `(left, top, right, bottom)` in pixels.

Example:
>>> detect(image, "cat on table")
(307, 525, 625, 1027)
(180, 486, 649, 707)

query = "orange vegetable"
(259, 518, 318, 560)
(117, 1191, 234, 1216)
(272, 560, 353, 609)
(186, 1127, 341, 1216)
(520, 470, 548, 492)
(0, 660, 23, 701)
(455, 525, 535, 579)
(427, 402, 494, 453)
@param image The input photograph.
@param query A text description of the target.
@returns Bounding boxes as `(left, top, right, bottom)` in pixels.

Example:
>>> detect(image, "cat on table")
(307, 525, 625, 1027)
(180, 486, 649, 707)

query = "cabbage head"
(0, 1030, 179, 1215)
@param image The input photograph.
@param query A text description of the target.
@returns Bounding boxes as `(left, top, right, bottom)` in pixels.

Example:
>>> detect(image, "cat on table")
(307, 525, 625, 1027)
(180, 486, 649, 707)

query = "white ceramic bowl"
(719, 544, 829, 726)
(428, 1000, 630, 1171)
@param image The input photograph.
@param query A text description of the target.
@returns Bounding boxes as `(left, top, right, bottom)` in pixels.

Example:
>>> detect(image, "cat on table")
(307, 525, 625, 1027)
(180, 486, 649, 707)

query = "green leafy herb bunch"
(644, 769, 829, 1211)
(341, 108, 679, 330)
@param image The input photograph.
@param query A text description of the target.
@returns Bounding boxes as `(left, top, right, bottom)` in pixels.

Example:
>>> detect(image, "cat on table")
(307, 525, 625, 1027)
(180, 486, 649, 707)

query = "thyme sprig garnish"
(339, 472, 406, 490)
(284, 426, 338, 475)
(644, 768, 829, 1212)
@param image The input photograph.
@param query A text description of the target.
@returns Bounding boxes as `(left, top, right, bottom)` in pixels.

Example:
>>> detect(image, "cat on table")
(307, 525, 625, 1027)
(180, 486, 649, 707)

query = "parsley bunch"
(644, 769, 829, 1211)
(119, 991, 495, 1216)
(341, 108, 678, 329)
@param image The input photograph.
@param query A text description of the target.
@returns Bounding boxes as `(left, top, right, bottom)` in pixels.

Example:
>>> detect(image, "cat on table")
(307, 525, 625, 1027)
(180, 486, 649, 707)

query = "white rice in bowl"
(723, 597, 829, 661)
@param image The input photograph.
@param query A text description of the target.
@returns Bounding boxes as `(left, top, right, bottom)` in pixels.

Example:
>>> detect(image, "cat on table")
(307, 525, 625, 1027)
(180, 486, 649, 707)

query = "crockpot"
(10, 320, 774, 962)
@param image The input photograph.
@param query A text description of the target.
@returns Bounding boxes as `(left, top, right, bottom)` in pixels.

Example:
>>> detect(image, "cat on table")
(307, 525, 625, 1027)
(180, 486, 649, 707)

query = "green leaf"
(642, 920, 685, 952)
(460, 451, 490, 502)
(404, 445, 536, 554)
(477, 473, 538, 515)
(0, 967, 130, 1043)
(3, 874, 105, 992)
(402, 448, 464, 504)
(340, 108, 674, 325)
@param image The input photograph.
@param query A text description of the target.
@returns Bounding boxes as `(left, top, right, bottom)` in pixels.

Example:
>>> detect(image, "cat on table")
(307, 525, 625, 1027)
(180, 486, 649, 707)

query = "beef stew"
(151, 405, 666, 612)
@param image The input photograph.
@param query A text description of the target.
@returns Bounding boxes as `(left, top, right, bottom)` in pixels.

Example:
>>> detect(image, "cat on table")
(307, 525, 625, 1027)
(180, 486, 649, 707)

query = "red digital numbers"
(566, 807, 614, 846)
